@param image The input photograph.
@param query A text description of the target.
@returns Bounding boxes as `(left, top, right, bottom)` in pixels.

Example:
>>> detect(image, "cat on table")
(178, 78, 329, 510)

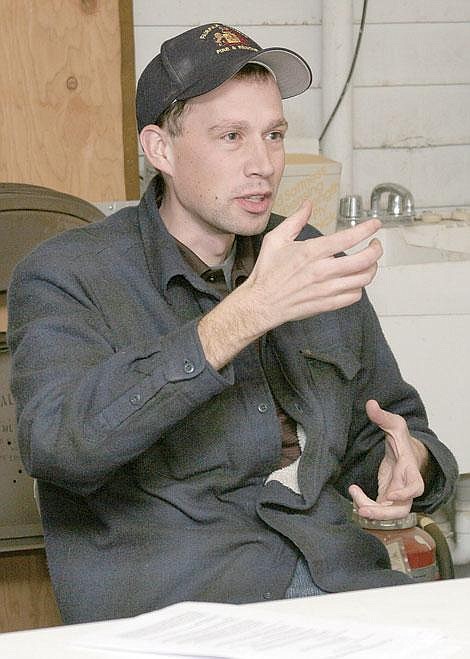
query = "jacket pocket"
(301, 346, 361, 382)
(301, 346, 361, 457)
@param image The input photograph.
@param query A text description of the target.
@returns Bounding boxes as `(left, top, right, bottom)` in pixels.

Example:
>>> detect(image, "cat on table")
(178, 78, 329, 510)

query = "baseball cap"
(136, 22, 313, 132)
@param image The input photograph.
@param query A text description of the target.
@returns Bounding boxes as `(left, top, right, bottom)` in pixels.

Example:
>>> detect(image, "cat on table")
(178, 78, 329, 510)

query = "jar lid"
(352, 511, 417, 530)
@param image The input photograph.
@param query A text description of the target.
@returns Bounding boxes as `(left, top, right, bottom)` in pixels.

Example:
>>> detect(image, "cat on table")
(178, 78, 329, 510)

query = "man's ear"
(139, 125, 174, 176)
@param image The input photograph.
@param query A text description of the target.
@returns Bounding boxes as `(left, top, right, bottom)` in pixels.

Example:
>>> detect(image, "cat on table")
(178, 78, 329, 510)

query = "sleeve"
(334, 290, 458, 513)
(7, 252, 234, 496)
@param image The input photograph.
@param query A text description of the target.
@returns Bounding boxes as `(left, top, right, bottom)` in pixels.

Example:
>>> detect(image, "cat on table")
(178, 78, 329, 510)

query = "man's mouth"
(236, 193, 272, 214)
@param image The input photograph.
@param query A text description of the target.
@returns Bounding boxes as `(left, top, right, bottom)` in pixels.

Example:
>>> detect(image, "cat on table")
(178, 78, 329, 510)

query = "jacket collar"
(136, 179, 276, 300)
(137, 180, 208, 299)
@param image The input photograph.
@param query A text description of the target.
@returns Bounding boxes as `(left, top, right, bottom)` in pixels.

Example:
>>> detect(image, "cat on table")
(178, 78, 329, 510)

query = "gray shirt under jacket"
(8, 180, 458, 624)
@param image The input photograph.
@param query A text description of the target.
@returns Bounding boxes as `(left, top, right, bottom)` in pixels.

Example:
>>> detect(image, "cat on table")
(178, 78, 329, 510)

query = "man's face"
(161, 74, 287, 240)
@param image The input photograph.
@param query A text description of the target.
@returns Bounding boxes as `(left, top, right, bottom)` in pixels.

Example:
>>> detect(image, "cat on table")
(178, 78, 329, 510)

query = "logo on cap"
(199, 25, 259, 56)
(213, 28, 249, 47)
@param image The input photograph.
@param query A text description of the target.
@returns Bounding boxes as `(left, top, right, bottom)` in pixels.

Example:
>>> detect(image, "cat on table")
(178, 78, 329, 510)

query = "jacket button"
(130, 393, 141, 405)
(183, 359, 195, 374)
(294, 402, 303, 414)
(257, 403, 268, 413)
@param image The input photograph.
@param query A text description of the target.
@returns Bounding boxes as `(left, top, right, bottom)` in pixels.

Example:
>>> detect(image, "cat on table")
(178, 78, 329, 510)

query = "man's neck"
(159, 199, 234, 266)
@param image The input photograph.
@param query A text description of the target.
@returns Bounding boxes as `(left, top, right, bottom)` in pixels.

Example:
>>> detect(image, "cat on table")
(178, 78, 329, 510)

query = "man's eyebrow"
(269, 118, 289, 132)
(207, 118, 289, 133)
(208, 121, 249, 133)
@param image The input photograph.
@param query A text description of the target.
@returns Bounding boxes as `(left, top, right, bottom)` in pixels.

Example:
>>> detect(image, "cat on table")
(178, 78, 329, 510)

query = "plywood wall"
(0, 549, 62, 632)
(0, 0, 139, 202)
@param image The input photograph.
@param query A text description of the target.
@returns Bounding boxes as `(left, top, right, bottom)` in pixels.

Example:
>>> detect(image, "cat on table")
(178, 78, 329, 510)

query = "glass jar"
(354, 512, 439, 582)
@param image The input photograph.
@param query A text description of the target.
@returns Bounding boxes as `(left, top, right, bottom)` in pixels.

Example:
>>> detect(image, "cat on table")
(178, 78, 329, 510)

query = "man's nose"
(243, 139, 276, 178)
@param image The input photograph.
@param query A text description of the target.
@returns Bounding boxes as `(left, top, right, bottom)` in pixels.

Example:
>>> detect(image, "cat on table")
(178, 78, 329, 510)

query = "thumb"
(366, 399, 404, 436)
(268, 199, 313, 243)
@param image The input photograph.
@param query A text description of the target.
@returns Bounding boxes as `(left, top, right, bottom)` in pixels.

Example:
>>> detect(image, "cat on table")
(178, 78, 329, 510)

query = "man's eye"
(267, 131, 284, 141)
(223, 132, 239, 142)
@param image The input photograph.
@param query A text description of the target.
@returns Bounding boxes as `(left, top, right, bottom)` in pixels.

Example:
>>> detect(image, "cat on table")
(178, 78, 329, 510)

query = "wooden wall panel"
(0, 549, 62, 632)
(0, 0, 139, 202)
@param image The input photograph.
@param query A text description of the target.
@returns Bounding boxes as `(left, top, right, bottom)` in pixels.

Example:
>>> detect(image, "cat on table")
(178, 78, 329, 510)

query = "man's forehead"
(188, 78, 282, 123)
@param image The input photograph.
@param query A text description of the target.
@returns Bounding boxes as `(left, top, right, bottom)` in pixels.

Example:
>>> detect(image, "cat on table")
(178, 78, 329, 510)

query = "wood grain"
(0, 549, 62, 632)
(0, 0, 139, 201)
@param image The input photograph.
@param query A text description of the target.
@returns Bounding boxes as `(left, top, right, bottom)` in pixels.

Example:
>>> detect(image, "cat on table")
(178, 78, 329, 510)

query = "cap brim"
(250, 48, 313, 99)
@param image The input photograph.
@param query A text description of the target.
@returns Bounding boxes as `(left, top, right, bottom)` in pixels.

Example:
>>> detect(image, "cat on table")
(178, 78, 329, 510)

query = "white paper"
(75, 600, 464, 658)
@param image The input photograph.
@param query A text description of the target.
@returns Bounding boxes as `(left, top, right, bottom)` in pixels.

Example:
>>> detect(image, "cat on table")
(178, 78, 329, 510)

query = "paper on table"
(75, 600, 463, 658)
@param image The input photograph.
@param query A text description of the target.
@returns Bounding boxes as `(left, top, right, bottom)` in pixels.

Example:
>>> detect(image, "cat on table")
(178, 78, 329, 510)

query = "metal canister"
(0, 327, 43, 539)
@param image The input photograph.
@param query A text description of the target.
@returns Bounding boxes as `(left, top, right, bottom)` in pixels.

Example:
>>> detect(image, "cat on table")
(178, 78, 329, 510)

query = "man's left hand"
(349, 399, 429, 520)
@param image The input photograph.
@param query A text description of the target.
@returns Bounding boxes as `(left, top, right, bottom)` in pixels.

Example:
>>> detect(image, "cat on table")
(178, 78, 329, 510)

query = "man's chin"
(234, 209, 273, 236)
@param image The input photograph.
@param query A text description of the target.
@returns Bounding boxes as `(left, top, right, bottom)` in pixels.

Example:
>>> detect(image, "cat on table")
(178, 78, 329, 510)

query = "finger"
(349, 484, 393, 510)
(387, 477, 425, 501)
(355, 500, 413, 521)
(334, 239, 383, 276)
(312, 245, 381, 283)
(268, 200, 313, 243)
(365, 399, 408, 437)
(304, 218, 382, 260)
(311, 264, 378, 299)
(349, 484, 409, 521)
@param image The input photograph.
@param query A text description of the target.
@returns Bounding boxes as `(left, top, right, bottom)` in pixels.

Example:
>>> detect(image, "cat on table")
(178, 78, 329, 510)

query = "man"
(8, 24, 457, 623)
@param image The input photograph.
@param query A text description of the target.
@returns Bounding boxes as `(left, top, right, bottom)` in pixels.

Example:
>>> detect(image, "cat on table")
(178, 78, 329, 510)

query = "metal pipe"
(321, 0, 354, 195)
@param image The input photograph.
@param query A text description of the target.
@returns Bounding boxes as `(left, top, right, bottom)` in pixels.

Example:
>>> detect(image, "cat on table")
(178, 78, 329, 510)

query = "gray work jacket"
(8, 181, 458, 624)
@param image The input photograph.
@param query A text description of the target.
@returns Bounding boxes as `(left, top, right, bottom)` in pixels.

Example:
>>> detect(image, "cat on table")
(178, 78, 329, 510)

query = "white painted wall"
(132, 0, 470, 214)
(133, 1, 323, 160)
(352, 0, 470, 213)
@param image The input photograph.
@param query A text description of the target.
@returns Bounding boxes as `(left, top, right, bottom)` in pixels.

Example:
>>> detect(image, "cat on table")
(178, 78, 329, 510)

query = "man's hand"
(349, 399, 429, 520)
(198, 200, 383, 370)
(245, 200, 383, 329)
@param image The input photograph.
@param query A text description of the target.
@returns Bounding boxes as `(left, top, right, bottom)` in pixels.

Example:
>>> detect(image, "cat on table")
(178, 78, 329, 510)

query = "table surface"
(1, 577, 470, 658)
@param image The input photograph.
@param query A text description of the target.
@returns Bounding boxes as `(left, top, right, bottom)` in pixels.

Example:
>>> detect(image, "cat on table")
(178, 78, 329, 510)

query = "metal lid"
(339, 194, 363, 220)
(352, 510, 417, 530)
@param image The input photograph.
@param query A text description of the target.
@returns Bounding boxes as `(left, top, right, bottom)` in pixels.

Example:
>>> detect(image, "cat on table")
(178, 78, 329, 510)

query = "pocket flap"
(301, 347, 361, 380)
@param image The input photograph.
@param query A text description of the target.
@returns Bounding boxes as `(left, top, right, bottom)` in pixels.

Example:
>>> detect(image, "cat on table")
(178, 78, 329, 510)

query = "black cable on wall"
(319, 0, 369, 145)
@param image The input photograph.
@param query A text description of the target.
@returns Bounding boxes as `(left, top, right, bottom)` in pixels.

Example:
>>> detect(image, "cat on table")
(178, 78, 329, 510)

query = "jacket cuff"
(411, 430, 459, 513)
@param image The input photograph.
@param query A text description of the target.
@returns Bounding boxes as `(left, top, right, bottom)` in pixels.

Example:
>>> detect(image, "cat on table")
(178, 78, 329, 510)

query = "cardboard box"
(274, 154, 342, 235)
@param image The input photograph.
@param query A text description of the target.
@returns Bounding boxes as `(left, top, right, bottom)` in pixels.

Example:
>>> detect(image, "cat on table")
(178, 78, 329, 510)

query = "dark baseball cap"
(136, 22, 313, 132)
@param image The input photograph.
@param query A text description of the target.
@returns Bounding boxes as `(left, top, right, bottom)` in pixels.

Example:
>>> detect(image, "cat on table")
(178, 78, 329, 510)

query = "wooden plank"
(133, 0, 322, 25)
(353, 0, 470, 23)
(119, 0, 140, 200)
(354, 86, 470, 148)
(0, 549, 62, 632)
(0, 0, 139, 202)
(355, 23, 470, 86)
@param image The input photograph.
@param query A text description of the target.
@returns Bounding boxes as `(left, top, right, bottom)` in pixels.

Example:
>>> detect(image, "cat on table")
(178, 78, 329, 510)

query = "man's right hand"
(198, 200, 383, 370)
(245, 200, 383, 330)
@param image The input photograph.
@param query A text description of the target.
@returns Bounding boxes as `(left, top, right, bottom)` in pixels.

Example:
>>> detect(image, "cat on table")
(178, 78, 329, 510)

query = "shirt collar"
(137, 179, 263, 297)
